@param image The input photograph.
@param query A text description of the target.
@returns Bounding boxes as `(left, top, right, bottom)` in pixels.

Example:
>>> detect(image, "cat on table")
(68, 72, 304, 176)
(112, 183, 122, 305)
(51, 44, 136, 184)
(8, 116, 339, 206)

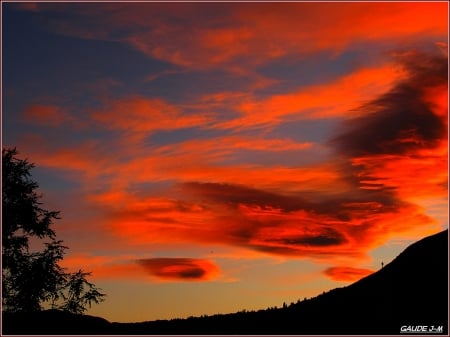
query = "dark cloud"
(278, 230, 346, 247)
(181, 180, 405, 219)
(136, 258, 218, 281)
(248, 228, 347, 256)
(331, 53, 447, 156)
(180, 181, 400, 219)
(180, 181, 311, 212)
(178, 181, 409, 256)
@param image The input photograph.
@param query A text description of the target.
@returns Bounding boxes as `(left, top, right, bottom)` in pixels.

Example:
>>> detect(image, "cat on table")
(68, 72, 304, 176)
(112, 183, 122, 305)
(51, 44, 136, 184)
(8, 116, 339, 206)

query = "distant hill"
(1, 309, 111, 335)
(2, 229, 448, 335)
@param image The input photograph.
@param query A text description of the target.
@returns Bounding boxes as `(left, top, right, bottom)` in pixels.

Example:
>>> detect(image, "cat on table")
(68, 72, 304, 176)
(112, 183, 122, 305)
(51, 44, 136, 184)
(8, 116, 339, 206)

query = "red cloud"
(22, 104, 74, 127)
(25, 3, 447, 69)
(216, 63, 405, 129)
(333, 53, 448, 207)
(91, 96, 211, 133)
(137, 258, 220, 281)
(155, 136, 312, 156)
(61, 254, 220, 282)
(324, 266, 374, 282)
(93, 180, 437, 267)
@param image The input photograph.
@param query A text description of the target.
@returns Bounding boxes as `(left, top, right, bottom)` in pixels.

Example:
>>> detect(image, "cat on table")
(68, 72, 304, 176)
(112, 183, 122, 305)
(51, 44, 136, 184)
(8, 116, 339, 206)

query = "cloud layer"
(5, 3, 447, 288)
(27, 2, 447, 70)
(14, 49, 447, 283)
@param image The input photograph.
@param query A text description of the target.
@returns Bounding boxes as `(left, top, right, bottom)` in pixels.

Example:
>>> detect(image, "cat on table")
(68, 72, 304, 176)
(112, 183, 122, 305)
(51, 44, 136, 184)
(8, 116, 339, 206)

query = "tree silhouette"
(2, 147, 105, 314)
(60, 270, 106, 314)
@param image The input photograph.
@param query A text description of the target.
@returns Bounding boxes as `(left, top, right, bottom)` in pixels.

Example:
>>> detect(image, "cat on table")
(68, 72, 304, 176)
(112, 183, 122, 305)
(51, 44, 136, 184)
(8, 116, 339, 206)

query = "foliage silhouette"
(2, 147, 105, 314)
(61, 270, 106, 314)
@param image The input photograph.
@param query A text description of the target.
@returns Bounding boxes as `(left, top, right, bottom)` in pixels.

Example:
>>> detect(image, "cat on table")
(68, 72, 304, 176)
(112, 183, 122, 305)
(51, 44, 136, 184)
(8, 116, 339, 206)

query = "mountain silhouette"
(2, 229, 448, 335)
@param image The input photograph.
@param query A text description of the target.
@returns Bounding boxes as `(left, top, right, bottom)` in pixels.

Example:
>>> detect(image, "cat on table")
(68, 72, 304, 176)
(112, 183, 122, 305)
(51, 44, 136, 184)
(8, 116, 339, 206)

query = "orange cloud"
(216, 63, 406, 129)
(61, 254, 220, 282)
(88, 178, 438, 269)
(137, 258, 220, 281)
(334, 52, 448, 204)
(154, 136, 313, 159)
(92, 96, 211, 133)
(124, 2, 448, 69)
(18, 134, 114, 181)
(230, 190, 437, 260)
(323, 266, 374, 282)
(422, 83, 448, 122)
(59, 254, 146, 281)
(17, 127, 343, 199)
(351, 146, 447, 203)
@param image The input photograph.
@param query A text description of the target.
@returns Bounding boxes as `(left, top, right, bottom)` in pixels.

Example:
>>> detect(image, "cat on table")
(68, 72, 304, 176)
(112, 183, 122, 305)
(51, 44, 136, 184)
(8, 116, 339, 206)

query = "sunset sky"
(2, 1, 448, 323)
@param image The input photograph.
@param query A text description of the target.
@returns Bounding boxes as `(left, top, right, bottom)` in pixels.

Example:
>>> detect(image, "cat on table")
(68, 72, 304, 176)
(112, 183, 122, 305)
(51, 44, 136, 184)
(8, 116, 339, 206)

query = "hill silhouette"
(2, 229, 448, 335)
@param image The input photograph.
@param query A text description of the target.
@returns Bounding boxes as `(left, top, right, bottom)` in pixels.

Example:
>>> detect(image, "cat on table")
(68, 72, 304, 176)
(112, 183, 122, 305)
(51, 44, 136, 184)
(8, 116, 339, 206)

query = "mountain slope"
(286, 228, 449, 334)
(2, 229, 448, 335)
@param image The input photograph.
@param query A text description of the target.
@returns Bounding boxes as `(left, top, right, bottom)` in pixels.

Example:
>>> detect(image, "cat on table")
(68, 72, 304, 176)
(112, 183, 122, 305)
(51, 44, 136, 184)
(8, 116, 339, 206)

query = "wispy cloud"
(92, 96, 212, 134)
(216, 63, 405, 130)
(22, 104, 75, 127)
(16, 2, 447, 70)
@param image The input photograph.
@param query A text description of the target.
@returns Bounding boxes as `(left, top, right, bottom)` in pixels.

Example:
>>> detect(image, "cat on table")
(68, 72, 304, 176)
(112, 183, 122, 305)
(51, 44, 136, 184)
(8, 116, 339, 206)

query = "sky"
(2, 1, 448, 323)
